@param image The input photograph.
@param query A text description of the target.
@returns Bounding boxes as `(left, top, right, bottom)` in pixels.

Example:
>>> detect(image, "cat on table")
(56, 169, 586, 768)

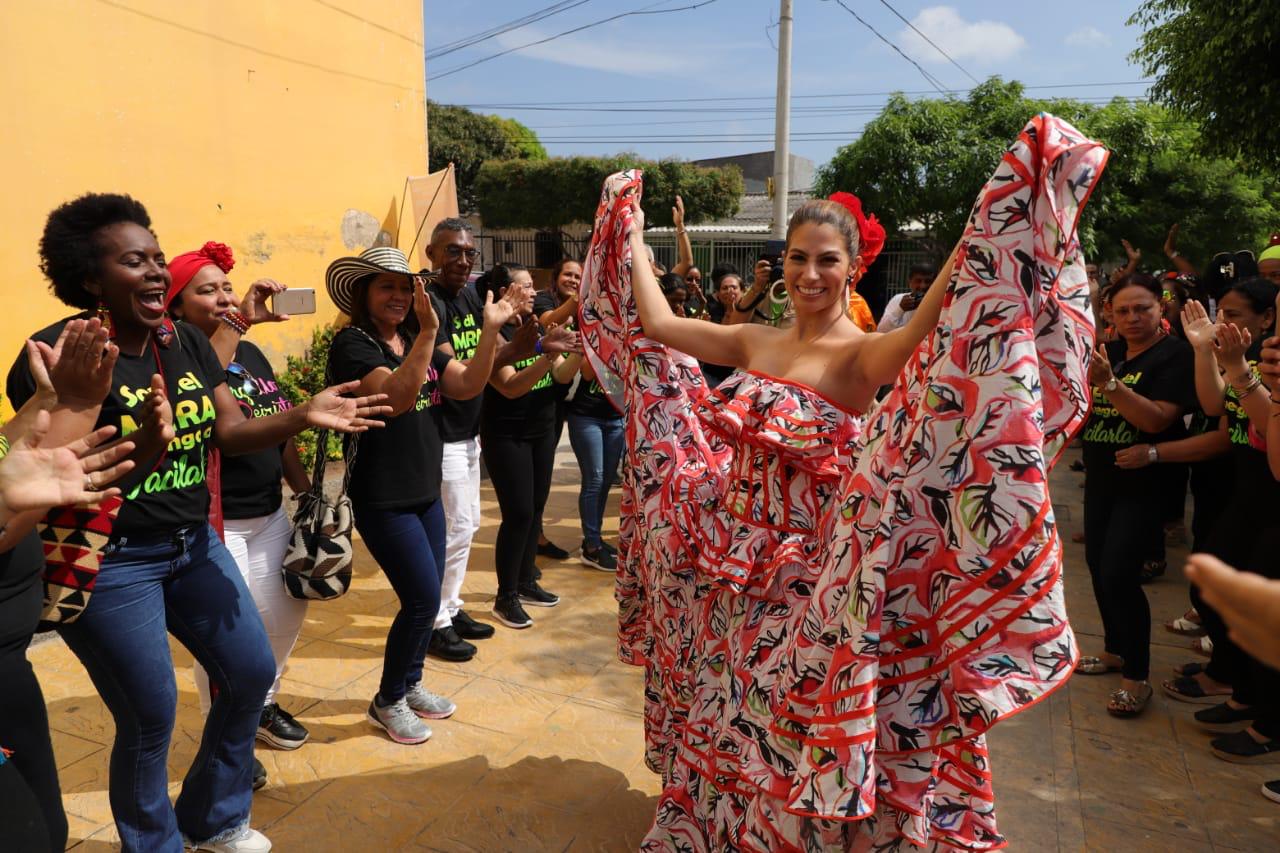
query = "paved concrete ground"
(35, 441, 1279, 851)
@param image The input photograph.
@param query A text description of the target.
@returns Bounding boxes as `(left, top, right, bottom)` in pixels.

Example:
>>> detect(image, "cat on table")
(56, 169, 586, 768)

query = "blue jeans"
(353, 500, 446, 702)
(57, 524, 275, 853)
(567, 413, 625, 548)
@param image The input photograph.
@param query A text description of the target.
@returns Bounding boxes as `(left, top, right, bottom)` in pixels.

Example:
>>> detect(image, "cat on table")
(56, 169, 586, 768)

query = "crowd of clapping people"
(1072, 225, 1280, 805)
(4, 186, 1280, 852)
(0, 192, 618, 852)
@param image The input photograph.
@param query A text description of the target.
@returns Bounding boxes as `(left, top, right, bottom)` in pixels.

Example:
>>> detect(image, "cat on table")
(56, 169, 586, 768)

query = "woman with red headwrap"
(6, 195, 391, 853)
(164, 243, 314, 776)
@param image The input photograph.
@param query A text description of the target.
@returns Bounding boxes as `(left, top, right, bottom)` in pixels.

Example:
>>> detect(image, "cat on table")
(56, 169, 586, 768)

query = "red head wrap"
(827, 192, 886, 271)
(165, 241, 235, 309)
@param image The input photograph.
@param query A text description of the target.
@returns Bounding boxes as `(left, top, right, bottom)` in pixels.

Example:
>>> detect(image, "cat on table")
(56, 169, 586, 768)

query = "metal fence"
(474, 233, 934, 299)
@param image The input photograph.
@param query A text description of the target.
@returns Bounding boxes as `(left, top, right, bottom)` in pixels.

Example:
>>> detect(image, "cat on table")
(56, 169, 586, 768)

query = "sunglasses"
(226, 361, 256, 396)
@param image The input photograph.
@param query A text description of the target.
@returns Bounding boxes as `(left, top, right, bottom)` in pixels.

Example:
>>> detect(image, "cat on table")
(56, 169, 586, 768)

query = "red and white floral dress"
(579, 114, 1106, 851)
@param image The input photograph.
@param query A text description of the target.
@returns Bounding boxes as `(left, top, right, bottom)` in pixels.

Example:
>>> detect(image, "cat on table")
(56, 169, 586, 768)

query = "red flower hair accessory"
(166, 241, 237, 309)
(199, 241, 235, 273)
(828, 191, 886, 269)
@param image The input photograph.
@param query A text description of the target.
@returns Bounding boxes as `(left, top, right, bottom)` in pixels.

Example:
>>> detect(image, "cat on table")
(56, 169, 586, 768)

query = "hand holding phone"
(271, 288, 316, 316)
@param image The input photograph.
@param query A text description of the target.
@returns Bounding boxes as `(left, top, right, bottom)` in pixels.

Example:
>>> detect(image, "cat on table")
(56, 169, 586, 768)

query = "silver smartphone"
(271, 288, 316, 316)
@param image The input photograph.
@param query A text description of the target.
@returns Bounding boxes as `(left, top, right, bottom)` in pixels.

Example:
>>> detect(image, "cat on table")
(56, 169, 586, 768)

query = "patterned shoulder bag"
(281, 330, 369, 600)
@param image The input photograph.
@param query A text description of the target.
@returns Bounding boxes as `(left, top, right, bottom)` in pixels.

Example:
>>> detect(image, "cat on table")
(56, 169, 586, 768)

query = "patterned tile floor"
(33, 442, 1278, 851)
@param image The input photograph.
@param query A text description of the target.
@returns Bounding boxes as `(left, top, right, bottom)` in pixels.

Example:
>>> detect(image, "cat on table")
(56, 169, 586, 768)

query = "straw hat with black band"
(324, 247, 418, 316)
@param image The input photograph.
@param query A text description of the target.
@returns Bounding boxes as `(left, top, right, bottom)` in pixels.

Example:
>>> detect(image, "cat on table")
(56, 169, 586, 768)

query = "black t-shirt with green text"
(428, 280, 485, 443)
(566, 373, 621, 421)
(221, 340, 291, 519)
(481, 323, 560, 438)
(327, 324, 453, 510)
(7, 317, 224, 537)
(1221, 349, 1280, 504)
(1081, 335, 1195, 491)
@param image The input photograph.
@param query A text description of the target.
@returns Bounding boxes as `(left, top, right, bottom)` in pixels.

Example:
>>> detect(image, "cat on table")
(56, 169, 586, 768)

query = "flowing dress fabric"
(578, 114, 1105, 851)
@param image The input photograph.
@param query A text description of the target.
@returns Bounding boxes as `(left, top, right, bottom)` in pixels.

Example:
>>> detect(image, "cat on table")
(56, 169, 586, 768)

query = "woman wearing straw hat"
(325, 246, 521, 744)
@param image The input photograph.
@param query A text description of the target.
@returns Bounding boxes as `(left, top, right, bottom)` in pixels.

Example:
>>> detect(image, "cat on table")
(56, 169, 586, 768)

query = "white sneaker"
(367, 695, 432, 744)
(192, 827, 272, 852)
(405, 683, 456, 720)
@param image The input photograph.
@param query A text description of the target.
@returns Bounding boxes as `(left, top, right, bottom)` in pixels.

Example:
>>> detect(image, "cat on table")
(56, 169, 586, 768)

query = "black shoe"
(602, 541, 618, 556)
(257, 703, 309, 750)
(252, 757, 267, 792)
(427, 626, 477, 662)
(1195, 702, 1257, 732)
(580, 544, 618, 573)
(1139, 560, 1167, 584)
(493, 594, 533, 629)
(1211, 729, 1280, 764)
(536, 540, 570, 560)
(451, 609, 495, 640)
(518, 580, 560, 607)
(1264, 780, 1280, 804)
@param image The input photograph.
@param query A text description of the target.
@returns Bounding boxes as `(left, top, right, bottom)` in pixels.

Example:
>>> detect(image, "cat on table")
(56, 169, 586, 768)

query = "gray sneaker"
(404, 683, 456, 720)
(367, 695, 431, 744)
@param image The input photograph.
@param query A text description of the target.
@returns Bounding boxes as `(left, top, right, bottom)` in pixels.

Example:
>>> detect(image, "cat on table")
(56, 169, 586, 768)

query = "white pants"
(195, 507, 308, 711)
(436, 436, 482, 629)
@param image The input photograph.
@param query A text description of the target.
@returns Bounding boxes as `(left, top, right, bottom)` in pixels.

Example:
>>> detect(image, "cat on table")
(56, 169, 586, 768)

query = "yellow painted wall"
(0, 0, 428, 397)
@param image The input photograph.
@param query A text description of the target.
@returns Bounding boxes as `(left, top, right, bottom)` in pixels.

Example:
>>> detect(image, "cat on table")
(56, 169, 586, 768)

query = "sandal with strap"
(1173, 661, 1207, 677)
(1190, 636, 1214, 657)
(1166, 615, 1206, 637)
(1162, 675, 1232, 704)
(1077, 655, 1123, 675)
(1108, 683, 1154, 718)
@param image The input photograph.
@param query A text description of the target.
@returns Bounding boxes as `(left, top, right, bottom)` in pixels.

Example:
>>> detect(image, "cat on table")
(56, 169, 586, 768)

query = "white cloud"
(897, 6, 1027, 65)
(493, 28, 700, 77)
(1064, 26, 1112, 49)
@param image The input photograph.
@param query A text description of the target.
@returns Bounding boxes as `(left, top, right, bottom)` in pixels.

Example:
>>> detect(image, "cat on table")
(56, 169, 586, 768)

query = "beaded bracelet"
(220, 309, 250, 336)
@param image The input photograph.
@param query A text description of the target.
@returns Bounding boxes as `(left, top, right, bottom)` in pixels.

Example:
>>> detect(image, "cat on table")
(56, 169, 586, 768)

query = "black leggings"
(482, 427, 558, 596)
(0, 585, 67, 852)
(1195, 509, 1280, 734)
(1084, 481, 1162, 681)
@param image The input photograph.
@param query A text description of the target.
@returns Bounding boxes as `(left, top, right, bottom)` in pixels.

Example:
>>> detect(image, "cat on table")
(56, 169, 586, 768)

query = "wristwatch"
(1147, 444, 1159, 464)
(1104, 378, 1119, 392)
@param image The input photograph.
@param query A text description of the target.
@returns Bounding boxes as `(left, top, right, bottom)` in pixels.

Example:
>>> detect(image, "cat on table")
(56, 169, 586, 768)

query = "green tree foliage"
(277, 324, 343, 468)
(494, 116, 549, 161)
(1130, 0, 1280, 168)
(427, 102, 547, 211)
(815, 78, 1280, 265)
(473, 156, 743, 228)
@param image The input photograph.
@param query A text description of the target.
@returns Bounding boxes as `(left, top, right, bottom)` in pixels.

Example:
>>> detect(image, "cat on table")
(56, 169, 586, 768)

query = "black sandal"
(1139, 560, 1167, 583)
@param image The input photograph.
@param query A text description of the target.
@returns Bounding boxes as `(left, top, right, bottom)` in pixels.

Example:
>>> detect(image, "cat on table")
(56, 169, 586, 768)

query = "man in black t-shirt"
(420, 219, 493, 660)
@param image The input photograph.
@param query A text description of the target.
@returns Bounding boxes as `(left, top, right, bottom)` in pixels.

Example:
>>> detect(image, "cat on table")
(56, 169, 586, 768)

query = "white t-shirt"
(877, 292, 919, 332)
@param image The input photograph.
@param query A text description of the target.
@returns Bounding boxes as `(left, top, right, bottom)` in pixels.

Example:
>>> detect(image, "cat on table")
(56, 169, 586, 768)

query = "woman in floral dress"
(580, 115, 1107, 850)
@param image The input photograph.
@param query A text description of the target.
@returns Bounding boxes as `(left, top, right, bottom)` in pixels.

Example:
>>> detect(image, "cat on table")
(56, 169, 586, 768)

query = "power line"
(517, 96, 1151, 129)
(453, 94, 1149, 116)
(452, 80, 1153, 109)
(427, 1, 594, 61)
(823, 0, 952, 94)
(874, 0, 979, 85)
(433, 0, 721, 80)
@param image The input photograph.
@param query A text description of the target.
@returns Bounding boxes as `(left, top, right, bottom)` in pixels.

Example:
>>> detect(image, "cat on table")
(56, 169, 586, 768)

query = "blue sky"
(425, 1, 1151, 170)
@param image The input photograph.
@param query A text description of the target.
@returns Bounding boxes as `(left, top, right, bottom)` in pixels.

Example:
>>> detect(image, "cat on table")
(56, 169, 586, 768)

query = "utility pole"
(771, 0, 793, 240)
